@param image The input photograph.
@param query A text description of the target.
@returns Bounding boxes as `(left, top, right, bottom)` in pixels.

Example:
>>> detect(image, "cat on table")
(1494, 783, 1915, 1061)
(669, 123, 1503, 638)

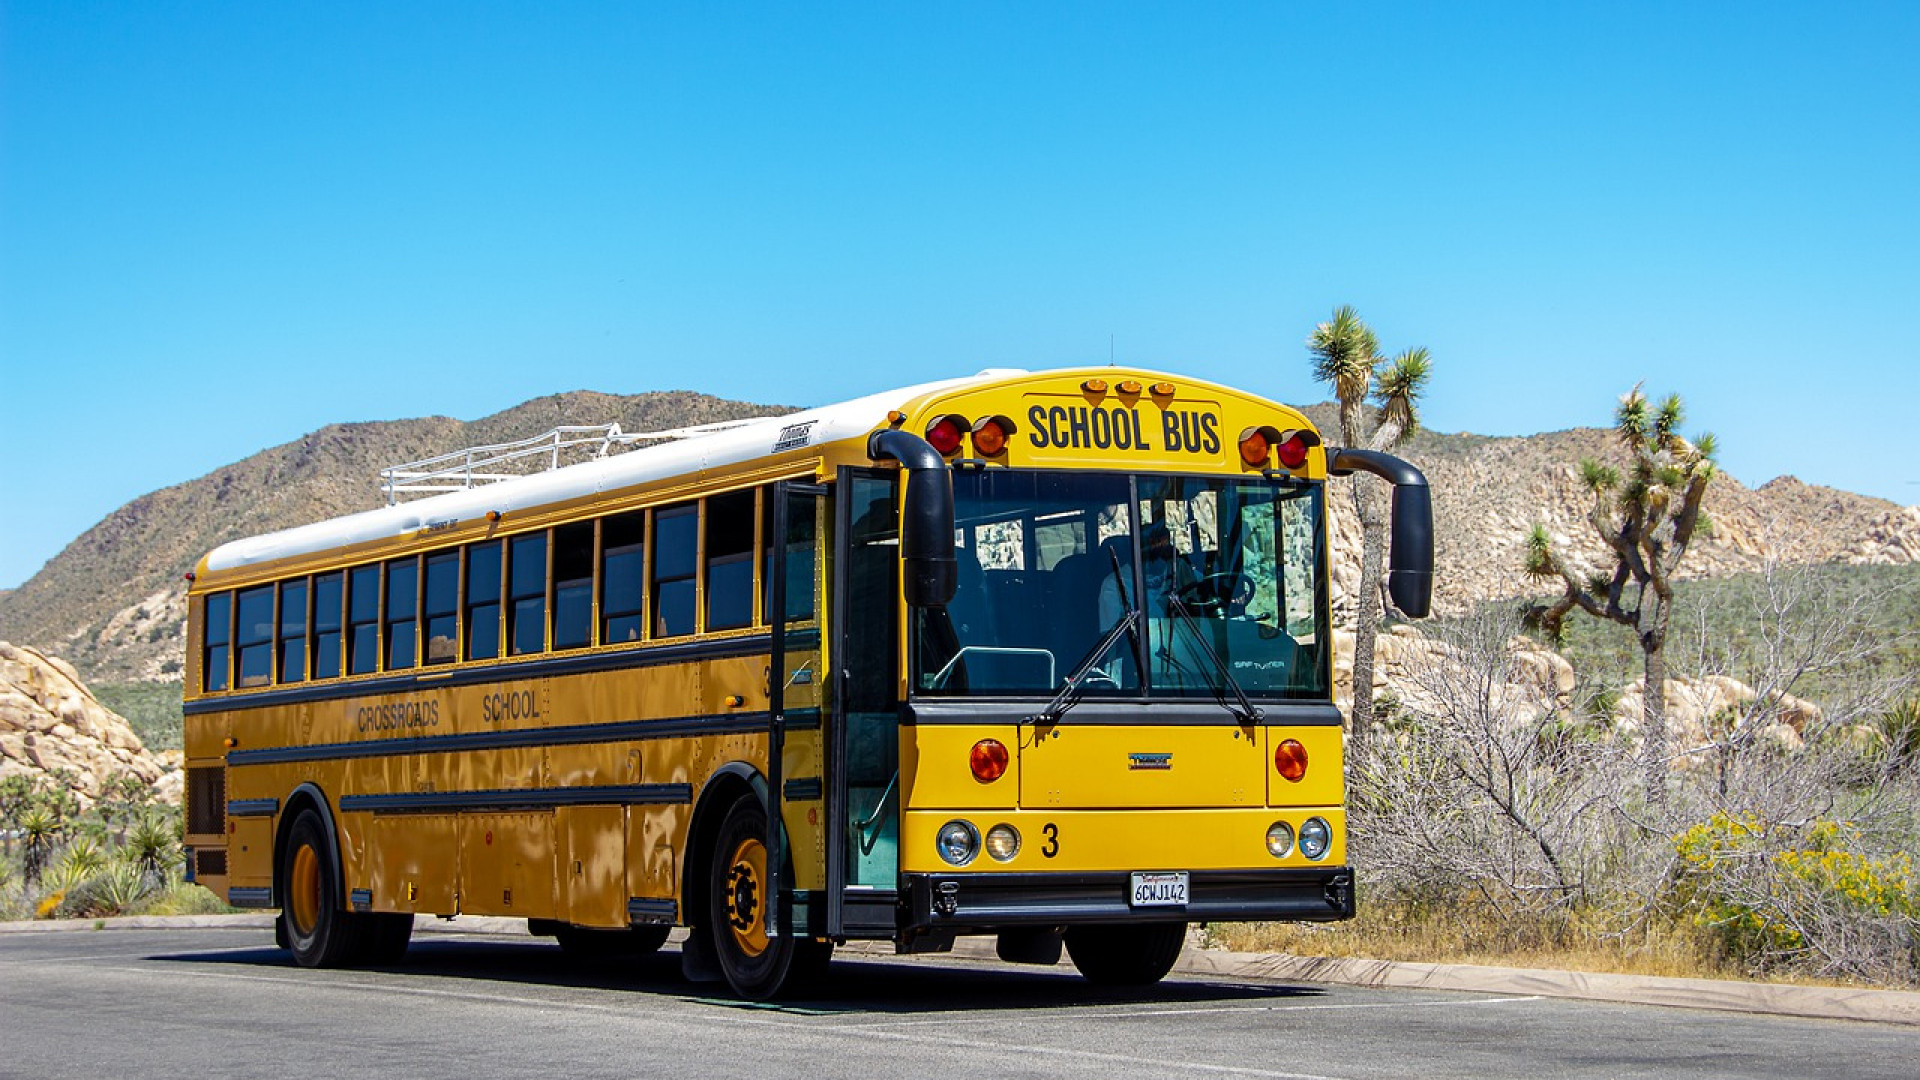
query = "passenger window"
(552, 521, 594, 650)
(202, 591, 232, 692)
(235, 586, 274, 688)
(601, 511, 645, 643)
(706, 490, 756, 631)
(423, 552, 458, 665)
(465, 542, 502, 661)
(652, 504, 697, 638)
(508, 533, 547, 655)
(385, 557, 418, 670)
(348, 565, 380, 674)
(313, 573, 343, 678)
(764, 486, 817, 624)
(278, 579, 308, 684)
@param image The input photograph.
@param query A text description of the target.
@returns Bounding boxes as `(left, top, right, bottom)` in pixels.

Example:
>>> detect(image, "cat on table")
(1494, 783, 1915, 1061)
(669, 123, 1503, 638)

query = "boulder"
(0, 640, 180, 807)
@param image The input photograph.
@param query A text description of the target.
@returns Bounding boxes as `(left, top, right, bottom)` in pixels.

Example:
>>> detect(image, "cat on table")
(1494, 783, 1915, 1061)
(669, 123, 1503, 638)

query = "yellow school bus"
(181, 367, 1432, 998)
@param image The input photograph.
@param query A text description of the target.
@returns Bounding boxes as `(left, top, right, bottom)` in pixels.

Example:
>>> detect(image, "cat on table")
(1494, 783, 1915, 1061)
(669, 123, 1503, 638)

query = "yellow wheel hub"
(289, 843, 322, 937)
(724, 836, 769, 957)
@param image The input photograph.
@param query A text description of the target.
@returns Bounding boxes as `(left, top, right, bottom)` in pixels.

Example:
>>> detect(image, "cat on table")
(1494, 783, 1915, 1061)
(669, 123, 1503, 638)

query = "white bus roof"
(204, 371, 1009, 574)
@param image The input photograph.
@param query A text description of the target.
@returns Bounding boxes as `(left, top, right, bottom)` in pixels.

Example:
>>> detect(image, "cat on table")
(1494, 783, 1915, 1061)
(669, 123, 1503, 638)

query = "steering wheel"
(1176, 572, 1249, 616)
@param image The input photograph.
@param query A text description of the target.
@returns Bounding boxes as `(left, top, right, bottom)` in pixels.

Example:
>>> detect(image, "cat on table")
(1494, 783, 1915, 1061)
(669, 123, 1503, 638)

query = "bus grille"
(195, 848, 228, 878)
(187, 769, 225, 835)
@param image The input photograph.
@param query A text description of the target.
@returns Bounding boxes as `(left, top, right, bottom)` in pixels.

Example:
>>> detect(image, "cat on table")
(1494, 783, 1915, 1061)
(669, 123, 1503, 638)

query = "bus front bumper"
(901, 867, 1354, 933)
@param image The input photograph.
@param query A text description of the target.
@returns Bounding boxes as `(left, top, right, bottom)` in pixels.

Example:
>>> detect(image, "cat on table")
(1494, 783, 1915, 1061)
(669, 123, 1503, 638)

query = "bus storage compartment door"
(369, 814, 457, 914)
(556, 805, 627, 929)
(457, 812, 558, 920)
(1018, 724, 1265, 809)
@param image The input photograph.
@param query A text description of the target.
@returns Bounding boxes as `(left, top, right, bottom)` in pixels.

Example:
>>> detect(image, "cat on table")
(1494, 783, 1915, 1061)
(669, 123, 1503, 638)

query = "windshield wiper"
(1163, 591, 1264, 725)
(1032, 608, 1138, 724)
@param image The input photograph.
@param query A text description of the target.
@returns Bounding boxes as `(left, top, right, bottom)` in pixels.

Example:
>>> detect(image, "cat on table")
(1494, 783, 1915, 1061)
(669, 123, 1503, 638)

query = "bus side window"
(466, 542, 502, 661)
(423, 552, 458, 665)
(202, 591, 232, 692)
(348, 565, 380, 675)
(313, 572, 344, 678)
(386, 556, 419, 671)
(508, 532, 548, 655)
(552, 521, 594, 650)
(706, 490, 755, 631)
(764, 485, 816, 625)
(601, 511, 645, 643)
(235, 585, 273, 688)
(278, 578, 308, 684)
(653, 503, 697, 638)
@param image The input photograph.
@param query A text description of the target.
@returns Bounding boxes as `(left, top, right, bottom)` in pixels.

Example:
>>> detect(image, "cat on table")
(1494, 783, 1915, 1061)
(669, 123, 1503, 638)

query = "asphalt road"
(2, 927, 1913, 1079)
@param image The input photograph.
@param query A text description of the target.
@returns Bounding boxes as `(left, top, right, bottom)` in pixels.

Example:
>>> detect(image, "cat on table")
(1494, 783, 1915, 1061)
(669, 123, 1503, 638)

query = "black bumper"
(902, 867, 1354, 933)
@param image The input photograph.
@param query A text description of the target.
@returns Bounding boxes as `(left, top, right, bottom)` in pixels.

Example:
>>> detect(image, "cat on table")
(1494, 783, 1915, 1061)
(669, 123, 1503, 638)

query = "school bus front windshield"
(914, 469, 1328, 701)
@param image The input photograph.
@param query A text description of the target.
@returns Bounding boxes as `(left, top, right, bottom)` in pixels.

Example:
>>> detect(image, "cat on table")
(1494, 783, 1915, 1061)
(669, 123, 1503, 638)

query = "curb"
(6, 913, 1915, 1026)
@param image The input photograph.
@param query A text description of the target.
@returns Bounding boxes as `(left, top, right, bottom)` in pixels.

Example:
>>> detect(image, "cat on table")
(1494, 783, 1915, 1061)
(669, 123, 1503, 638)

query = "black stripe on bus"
(339, 783, 692, 814)
(226, 711, 774, 768)
(228, 887, 274, 908)
(184, 629, 819, 716)
(226, 798, 280, 817)
(782, 777, 823, 801)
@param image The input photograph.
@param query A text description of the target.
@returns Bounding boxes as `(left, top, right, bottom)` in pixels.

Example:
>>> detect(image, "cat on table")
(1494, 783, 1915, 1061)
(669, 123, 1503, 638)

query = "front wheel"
(705, 794, 831, 999)
(1064, 922, 1187, 986)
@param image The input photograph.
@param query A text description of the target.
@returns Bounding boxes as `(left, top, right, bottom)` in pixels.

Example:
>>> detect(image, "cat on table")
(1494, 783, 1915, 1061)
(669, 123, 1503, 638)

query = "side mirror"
(867, 429, 957, 608)
(1328, 448, 1433, 619)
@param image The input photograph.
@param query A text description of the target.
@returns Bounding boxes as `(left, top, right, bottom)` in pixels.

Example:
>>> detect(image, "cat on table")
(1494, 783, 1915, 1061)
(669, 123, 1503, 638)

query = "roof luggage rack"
(379, 418, 771, 505)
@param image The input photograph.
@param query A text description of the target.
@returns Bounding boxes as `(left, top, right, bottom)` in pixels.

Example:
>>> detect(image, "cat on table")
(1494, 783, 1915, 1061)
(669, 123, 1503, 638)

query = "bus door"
(828, 467, 903, 936)
(766, 480, 827, 941)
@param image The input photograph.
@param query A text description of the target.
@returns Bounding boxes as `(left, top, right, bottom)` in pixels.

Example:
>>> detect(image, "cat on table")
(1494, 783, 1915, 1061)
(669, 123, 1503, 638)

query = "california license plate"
(1129, 871, 1189, 907)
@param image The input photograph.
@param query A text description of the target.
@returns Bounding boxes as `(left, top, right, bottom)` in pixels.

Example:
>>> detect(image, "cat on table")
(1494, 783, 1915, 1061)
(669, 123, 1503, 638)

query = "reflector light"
(1082, 378, 1108, 394)
(1274, 738, 1309, 782)
(1151, 381, 1176, 396)
(1117, 380, 1142, 394)
(971, 417, 1009, 456)
(1276, 435, 1310, 470)
(1238, 430, 1271, 467)
(926, 416, 965, 456)
(970, 738, 1010, 782)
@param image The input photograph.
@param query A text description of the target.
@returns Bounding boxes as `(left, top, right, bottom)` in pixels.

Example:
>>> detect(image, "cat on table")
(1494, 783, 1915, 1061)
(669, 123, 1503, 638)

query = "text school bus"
(182, 367, 1433, 999)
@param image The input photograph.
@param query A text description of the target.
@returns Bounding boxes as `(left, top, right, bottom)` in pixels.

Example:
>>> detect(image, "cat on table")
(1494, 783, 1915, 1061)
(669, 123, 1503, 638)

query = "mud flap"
(679, 927, 723, 983)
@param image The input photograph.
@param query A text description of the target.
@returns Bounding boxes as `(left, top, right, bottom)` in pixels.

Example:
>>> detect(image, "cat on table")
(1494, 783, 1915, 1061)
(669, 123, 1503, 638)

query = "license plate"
(1129, 871, 1189, 907)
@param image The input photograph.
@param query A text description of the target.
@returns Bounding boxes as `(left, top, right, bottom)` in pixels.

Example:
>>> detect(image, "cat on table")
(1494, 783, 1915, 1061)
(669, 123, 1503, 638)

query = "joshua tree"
(1523, 385, 1716, 808)
(1307, 306, 1433, 747)
(19, 805, 61, 887)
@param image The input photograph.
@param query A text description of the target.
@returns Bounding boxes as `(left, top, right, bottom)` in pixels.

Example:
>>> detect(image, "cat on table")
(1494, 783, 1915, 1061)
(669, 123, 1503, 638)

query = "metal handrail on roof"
(379, 418, 773, 505)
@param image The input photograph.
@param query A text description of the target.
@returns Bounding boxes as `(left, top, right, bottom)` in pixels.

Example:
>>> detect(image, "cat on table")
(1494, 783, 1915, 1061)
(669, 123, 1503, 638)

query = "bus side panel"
(458, 812, 556, 919)
(557, 805, 628, 928)
(626, 804, 686, 917)
(367, 812, 458, 914)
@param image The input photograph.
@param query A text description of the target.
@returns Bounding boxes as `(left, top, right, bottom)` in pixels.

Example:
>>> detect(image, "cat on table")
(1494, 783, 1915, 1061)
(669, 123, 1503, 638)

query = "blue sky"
(3, 3, 1916, 589)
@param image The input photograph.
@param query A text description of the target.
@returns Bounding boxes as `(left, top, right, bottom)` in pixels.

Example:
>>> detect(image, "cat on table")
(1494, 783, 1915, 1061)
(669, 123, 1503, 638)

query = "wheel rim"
(289, 843, 322, 937)
(723, 836, 769, 958)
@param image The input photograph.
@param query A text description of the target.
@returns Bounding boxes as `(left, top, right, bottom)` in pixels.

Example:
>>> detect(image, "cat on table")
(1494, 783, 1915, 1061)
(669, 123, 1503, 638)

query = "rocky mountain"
(0, 640, 180, 806)
(2, 392, 1917, 689)
(0, 390, 790, 684)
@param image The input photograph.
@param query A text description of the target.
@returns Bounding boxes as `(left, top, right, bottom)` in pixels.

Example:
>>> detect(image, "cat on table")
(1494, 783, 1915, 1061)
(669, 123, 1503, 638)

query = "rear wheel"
(1064, 922, 1186, 986)
(705, 794, 831, 999)
(277, 809, 358, 968)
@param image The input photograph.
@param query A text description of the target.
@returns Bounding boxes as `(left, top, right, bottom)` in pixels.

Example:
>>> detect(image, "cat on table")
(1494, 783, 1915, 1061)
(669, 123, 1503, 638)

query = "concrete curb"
(6, 913, 1915, 1026)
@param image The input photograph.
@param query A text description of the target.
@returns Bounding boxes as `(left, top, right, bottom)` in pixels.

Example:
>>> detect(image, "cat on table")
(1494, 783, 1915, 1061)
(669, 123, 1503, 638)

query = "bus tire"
(705, 793, 830, 999)
(277, 808, 361, 968)
(555, 924, 671, 958)
(1064, 922, 1186, 986)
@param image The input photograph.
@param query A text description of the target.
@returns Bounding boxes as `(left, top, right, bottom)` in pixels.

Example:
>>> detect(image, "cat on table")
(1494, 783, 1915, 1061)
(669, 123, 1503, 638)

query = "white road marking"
(840, 994, 1548, 1027)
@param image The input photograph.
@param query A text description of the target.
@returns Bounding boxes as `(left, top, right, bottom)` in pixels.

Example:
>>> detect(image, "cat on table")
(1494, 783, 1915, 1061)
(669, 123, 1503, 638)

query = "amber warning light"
(970, 739, 1009, 782)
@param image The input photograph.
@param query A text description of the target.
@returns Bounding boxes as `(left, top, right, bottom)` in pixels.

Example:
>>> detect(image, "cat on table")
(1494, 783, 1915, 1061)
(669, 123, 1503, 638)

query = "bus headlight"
(937, 820, 980, 866)
(1265, 821, 1295, 858)
(1299, 817, 1332, 861)
(985, 824, 1021, 862)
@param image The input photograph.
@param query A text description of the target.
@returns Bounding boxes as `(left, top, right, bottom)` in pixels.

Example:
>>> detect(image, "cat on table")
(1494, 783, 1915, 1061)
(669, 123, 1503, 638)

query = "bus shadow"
(155, 936, 1328, 1014)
